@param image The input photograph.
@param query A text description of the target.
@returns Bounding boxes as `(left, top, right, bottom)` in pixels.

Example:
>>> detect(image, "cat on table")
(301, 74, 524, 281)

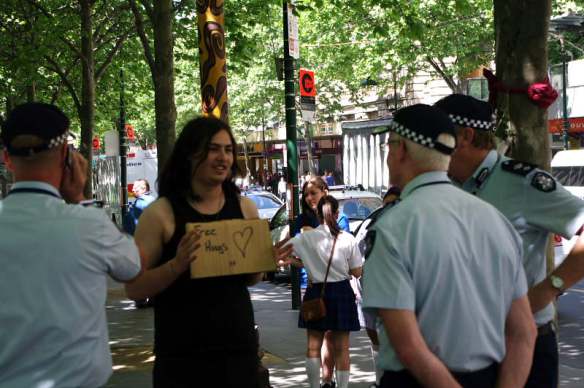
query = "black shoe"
(321, 382, 336, 388)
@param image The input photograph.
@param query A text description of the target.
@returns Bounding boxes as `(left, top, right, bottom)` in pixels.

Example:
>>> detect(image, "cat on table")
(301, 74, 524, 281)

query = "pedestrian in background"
(436, 94, 584, 388)
(124, 116, 265, 388)
(282, 195, 363, 388)
(123, 178, 155, 235)
(362, 104, 536, 388)
(0, 103, 141, 388)
(278, 176, 287, 201)
(293, 175, 351, 388)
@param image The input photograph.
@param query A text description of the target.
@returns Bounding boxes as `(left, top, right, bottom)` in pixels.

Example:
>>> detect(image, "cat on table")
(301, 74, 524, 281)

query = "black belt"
(538, 321, 555, 336)
(381, 363, 498, 388)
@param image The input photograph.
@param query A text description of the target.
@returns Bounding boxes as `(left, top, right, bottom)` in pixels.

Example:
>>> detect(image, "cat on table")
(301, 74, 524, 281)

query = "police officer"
(435, 94, 584, 388)
(0, 103, 142, 388)
(362, 104, 536, 388)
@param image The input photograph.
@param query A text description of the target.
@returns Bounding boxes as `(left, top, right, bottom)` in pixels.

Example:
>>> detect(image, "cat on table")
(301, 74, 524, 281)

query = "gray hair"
(397, 133, 455, 171)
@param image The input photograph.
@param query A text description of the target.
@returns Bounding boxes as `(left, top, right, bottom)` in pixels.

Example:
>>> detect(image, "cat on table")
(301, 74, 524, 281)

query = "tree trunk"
(197, 1, 229, 123)
(242, 137, 251, 177)
(153, 0, 176, 171)
(79, 0, 95, 198)
(494, 1, 554, 276)
(494, 1, 552, 168)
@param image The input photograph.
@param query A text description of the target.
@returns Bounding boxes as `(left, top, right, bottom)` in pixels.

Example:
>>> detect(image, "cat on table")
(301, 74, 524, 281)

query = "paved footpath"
(105, 279, 584, 387)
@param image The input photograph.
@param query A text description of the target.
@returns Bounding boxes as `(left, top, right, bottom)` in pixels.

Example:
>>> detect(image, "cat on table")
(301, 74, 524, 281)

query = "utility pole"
(561, 37, 570, 150)
(119, 68, 128, 218)
(283, 0, 301, 309)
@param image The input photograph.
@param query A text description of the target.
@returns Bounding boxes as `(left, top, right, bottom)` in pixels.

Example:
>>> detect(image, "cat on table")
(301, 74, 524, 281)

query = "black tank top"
(153, 191, 257, 357)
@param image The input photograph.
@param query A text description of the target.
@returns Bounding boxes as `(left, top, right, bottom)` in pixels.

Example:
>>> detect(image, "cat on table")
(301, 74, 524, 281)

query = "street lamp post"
(283, 0, 301, 309)
(550, 14, 584, 150)
(119, 68, 128, 219)
(561, 38, 570, 150)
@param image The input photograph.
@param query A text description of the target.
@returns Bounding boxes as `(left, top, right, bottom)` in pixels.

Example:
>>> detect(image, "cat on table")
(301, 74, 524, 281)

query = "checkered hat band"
(448, 114, 494, 131)
(47, 132, 69, 149)
(389, 121, 435, 149)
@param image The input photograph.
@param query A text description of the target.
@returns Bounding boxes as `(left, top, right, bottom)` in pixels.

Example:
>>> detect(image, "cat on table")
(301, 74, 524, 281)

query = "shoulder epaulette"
(500, 159, 537, 176)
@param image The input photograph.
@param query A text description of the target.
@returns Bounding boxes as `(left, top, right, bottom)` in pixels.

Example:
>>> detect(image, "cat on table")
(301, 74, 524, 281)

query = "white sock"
(305, 357, 321, 388)
(335, 370, 350, 388)
(371, 345, 382, 384)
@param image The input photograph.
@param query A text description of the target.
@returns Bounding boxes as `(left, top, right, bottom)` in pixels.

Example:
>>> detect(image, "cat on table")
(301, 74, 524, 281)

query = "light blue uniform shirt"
(362, 171, 527, 372)
(0, 182, 141, 388)
(461, 150, 584, 326)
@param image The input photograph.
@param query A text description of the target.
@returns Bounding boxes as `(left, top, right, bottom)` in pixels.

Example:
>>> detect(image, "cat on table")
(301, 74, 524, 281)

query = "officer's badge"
(363, 230, 376, 260)
(531, 172, 556, 193)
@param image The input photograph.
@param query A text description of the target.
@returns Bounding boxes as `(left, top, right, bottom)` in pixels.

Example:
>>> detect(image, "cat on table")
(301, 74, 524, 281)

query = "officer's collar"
(462, 150, 499, 192)
(401, 171, 451, 200)
(11, 181, 61, 197)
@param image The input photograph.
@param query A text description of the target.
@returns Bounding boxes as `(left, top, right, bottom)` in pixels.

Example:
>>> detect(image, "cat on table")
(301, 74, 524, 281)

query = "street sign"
(299, 69, 316, 97)
(300, 68, 316, 123)
(287, 4, 299, 59)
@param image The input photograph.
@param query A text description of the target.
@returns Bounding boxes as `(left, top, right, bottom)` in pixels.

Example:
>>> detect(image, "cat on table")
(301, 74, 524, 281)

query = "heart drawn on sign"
(233, 226, 253, 257)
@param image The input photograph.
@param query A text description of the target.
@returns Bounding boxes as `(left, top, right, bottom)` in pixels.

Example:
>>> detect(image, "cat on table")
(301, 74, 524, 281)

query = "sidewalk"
(105, 280, 584, 387)
(105, 280, 376, 387)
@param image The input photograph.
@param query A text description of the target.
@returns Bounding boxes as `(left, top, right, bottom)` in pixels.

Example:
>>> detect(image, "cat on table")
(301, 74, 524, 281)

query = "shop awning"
(341, 117, 393, 136)
(549, 117, 584, 133)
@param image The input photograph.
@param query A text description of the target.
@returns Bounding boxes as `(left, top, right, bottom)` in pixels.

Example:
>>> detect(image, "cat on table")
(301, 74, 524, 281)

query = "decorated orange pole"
(197, 0, 228, 123)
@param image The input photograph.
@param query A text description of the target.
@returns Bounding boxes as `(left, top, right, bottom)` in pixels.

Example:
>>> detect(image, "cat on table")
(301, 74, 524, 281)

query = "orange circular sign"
(299, 69, 316, 97)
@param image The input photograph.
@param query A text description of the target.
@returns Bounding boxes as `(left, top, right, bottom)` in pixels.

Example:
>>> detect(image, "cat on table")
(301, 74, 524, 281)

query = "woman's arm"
(125, 199, 201, 300)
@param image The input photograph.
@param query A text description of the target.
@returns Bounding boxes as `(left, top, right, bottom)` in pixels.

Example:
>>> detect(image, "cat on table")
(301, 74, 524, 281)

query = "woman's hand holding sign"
(172, 230, 202, 275)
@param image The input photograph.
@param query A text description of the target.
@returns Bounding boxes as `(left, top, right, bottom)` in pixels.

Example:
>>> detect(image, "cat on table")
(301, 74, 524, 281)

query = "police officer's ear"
(456, 126, 475, 148)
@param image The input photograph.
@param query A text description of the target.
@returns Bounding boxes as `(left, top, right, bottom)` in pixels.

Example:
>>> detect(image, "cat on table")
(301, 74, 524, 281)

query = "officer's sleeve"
(509, 225, 528, 300)
(362, 229, 415, 312)
(93, 211, 141, 282)
(522, 171, 584, 238)
(512, 261, 528, 300)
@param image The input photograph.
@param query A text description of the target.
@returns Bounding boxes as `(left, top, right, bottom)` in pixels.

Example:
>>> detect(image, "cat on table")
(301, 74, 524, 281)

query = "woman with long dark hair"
(284, 195, 363, 388)
(124, 116, 266, 387)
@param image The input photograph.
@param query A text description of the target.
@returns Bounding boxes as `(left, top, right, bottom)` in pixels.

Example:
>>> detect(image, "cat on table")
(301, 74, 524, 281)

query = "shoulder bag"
(300, 236, 338, 322)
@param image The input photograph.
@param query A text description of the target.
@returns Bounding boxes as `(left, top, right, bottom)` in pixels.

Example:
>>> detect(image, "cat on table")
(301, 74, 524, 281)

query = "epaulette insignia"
(501, 160, 536, 176)
(531, 172, 556, 193)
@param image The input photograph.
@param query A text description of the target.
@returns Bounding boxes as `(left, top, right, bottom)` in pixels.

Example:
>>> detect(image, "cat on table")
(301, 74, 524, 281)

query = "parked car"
(243, 191, 283, 221)
(268, 187, 383, 277)
(551, 150, 584, 267)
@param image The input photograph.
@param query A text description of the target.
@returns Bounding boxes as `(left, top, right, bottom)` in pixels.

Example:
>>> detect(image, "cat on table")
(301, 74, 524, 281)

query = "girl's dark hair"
(158, 116, 241, 200)
(317, 195, 341, 237)
(300, 175, 329, 217)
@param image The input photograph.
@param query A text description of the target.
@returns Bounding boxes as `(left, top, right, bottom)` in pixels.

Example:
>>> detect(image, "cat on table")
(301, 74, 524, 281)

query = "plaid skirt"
(298, 279, 360, 331)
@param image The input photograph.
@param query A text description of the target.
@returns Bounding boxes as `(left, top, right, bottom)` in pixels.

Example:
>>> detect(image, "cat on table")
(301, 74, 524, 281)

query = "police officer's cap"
(1, 102, 70, 156)
(374, 104, 456, 155)
(434, 94, 495, 132)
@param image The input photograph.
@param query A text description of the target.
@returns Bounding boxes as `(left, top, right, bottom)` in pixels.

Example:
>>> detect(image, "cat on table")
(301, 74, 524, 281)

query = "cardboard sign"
(186, 219, 275, 279)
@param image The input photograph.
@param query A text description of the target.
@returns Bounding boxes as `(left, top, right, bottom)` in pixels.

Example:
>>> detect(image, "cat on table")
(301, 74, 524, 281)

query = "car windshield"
(338, 197, 382, 220)
(552, 166, 584, 186)
(248, 194, 281, 210)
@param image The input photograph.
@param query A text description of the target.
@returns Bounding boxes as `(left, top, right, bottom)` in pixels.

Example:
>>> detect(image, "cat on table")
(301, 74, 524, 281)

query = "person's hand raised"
(173, 230, 202, 274)
(60, 149, 88, 203)
(274, 236, 294, 266)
